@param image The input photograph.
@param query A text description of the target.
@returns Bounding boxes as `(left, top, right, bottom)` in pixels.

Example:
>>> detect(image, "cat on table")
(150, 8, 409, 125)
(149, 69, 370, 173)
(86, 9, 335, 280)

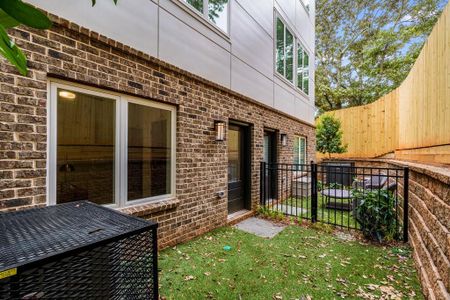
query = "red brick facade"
(0, 14, 316, 248)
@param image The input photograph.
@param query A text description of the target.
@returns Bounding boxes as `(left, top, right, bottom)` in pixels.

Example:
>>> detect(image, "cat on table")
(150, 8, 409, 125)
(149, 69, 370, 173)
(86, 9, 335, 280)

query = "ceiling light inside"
(58, 90, 76, 100)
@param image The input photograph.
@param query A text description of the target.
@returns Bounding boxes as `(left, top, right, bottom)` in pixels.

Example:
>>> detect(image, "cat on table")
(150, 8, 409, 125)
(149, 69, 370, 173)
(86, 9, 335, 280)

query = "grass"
(159, 224, 422, 299)
(279, 195, 360, 229)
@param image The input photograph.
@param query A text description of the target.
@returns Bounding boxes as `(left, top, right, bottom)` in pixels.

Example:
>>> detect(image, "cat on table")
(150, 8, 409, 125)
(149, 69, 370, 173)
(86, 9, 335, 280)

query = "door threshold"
(227, 209, 254, 225)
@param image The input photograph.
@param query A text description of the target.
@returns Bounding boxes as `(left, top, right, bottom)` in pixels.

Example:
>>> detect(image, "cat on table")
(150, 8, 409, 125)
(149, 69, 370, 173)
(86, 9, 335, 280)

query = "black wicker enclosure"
(0, 201, 158, 300)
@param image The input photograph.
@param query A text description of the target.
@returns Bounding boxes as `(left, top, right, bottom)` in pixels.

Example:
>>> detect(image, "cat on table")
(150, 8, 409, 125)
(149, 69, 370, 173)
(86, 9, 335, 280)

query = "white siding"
(26, 0, 315, 123)
(234, 0, 273, 37)
(274, 78, 296, 113)
(26, 0, 158, 56)
(231, 56, 273, 107)
(230, 2, 273, 77)
(295, 1, 315, 48)
(159, 9, 231, 88)
(295, 96, 315, 124)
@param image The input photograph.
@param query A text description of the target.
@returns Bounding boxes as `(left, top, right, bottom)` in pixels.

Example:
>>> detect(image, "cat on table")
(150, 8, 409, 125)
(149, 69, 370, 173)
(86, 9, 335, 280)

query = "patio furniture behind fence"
(0, 201, 158, 300)
(321, 188, 353, 210)
(260, 162, 409, 242)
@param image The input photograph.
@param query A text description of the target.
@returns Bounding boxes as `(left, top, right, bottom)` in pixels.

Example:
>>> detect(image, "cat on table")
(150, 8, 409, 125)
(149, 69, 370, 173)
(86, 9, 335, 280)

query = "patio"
(159, 219, 422, 299)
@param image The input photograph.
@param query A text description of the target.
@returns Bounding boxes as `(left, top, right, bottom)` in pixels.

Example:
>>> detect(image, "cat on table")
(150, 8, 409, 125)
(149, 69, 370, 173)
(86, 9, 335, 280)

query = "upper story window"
(297, 43, 310, 95)
(183, 0, 229, 33)
(275, 14, 311, 96)
(276, 17, 294, 83)
(48, 82, 176, 208)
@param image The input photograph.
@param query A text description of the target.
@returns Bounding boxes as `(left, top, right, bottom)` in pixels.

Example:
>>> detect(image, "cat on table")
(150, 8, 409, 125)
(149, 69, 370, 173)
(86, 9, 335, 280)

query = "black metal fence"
(260, 162, 409, 242)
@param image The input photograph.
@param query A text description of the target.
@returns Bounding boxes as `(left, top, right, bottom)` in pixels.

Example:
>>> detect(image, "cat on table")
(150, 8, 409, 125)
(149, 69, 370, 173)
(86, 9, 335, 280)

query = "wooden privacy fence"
(317, 4, 450, 164)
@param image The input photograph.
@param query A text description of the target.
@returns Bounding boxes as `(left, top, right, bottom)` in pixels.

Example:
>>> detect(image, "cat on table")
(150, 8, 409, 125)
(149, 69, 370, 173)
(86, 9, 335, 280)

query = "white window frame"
(274, 11, 311, 98)
(178, 0, 230, 35)
(275, 15, 295, 84)
(47, 81, 177, 209)
(296, 41, 310, 95)
(294, 136, 307, 165)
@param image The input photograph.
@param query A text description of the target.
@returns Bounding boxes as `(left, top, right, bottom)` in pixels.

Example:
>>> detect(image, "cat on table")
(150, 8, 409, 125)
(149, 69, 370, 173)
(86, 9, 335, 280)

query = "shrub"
(316, 114, 347, 158)
(257, 206, 285, 221)
(353, 189, 399, 242)
(317, 180, 345, 191)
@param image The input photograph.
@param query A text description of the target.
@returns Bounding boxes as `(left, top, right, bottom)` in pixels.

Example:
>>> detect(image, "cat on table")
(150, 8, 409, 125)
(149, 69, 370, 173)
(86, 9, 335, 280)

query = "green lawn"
(282, 195, 360, 230)
(159, 224, 422, 299)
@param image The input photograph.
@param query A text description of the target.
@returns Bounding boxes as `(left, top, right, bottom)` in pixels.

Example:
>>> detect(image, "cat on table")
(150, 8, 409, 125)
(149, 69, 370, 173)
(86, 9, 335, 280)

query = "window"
(297, 43, 310, 95)
(275, 13, 311, 95)
(48, 82, 176, 208)
(183, 0, 229, 33)
(275, 17, 294, 83)
(294, 136, 307, 165)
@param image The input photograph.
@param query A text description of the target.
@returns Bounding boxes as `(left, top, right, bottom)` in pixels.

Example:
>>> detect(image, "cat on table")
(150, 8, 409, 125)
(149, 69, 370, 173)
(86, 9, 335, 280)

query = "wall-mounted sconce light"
(280, 134, 288, 146)
(215, 121, 225, 141)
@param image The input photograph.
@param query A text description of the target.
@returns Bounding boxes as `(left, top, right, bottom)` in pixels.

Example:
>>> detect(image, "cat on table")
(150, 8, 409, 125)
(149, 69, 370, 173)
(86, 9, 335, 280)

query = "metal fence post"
(311, 161, 318, 223)
(403, 167, 409, 242)
(260, 162, 264, 207)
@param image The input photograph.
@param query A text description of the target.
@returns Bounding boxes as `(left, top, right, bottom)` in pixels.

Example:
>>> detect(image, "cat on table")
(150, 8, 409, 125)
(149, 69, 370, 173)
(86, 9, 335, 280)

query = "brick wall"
(0, 14, 316, 248)
(394, 162, 450, 300)
(323, 159, 450, 299)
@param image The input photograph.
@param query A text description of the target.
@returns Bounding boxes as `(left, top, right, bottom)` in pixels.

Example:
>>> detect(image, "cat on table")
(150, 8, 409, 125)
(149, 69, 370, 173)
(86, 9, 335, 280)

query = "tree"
(316, 114, 347, 158)
(315, 0, 447, 113)
(0, 0, 117, 76)
(0, 0, 51, 75)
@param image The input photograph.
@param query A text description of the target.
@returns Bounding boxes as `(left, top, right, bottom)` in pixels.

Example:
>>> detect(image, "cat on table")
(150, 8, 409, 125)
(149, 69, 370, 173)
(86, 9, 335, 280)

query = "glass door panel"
(228, 128, 241, 183)
(228, 125, 247, 214)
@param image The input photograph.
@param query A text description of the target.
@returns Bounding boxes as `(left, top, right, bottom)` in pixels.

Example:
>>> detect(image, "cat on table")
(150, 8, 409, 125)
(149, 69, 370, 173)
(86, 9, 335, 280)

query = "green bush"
(353, 189, 400, 242)
(316, 114, 347, 158)
(317, 180, 345, 191)
(257, 206, 285, 221)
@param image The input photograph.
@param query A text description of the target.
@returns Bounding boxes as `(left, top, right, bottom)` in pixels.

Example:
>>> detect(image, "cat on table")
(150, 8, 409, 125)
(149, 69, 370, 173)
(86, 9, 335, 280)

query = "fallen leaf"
(273, 293, 283, 299)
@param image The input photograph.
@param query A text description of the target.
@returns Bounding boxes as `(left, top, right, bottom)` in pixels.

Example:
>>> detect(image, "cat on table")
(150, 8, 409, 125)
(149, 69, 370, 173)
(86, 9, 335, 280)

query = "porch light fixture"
(215, 121, 225, 141)
(281, 134, 288, 146)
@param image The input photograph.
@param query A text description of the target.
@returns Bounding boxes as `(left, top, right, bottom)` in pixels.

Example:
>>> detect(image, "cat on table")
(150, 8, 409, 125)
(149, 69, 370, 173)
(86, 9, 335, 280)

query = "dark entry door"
(228, 125, 248, 214)
(263, 130, 277, 201)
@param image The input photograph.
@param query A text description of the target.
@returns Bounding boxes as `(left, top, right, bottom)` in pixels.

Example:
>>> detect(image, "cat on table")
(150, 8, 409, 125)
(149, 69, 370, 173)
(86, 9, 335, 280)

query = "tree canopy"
(315, 0, 447, 113)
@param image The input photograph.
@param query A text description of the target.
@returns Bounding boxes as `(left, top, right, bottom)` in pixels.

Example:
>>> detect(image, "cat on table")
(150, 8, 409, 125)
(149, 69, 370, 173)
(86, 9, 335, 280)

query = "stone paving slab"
(234, 217, 286, 239)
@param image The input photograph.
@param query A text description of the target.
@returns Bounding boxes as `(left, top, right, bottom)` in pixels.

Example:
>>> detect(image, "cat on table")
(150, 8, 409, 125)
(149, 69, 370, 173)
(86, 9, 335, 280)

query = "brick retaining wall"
(325, 159, 450, 299)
